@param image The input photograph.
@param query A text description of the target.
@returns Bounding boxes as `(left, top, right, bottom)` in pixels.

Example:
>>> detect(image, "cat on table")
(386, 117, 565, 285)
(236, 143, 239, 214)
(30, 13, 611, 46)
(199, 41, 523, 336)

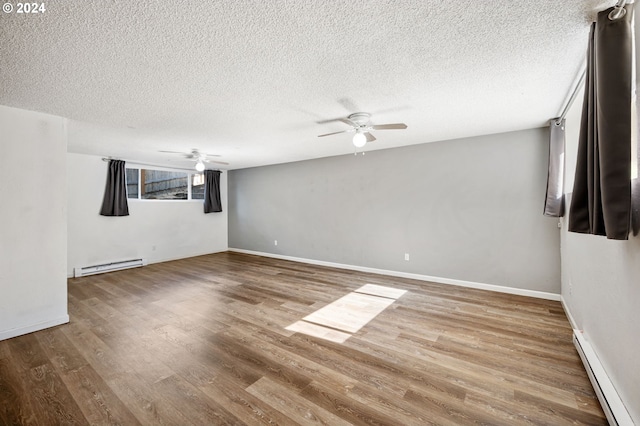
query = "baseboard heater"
(573, 331, 634, 426)
(74, 258, 147, 277)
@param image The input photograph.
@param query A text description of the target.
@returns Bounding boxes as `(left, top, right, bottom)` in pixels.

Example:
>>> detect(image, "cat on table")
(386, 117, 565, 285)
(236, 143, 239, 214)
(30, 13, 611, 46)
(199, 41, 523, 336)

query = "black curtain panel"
(544, 119, 566, 217)
(204, 170, 222, 213)
(568, 6, 634, 240)
(633, 179, 640, 236)
(100, 159, 130, 217)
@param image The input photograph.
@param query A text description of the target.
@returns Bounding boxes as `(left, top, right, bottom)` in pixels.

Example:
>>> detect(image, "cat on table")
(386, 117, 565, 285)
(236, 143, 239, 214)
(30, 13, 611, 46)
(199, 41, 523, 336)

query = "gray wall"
(558, 13, 640, 422)
(561, 212, 640, 423)
(229, 128, 561, 293)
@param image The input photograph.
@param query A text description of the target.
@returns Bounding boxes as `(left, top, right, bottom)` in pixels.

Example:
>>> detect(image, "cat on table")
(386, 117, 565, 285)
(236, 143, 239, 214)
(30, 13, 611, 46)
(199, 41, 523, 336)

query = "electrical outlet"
(274, 240, 278, 246)
(404, 253, 410, 261)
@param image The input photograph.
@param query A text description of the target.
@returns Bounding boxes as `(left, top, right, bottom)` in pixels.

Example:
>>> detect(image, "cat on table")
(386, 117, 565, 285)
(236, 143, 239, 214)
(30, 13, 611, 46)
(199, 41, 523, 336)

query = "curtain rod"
(554, 0, 631, 125)
(555, 67, 586, 125)
(101, 157, 223, 172)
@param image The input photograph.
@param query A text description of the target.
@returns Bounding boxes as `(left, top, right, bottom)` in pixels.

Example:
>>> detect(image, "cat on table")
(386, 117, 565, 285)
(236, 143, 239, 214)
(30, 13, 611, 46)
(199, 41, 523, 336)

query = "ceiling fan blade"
(316, 117, 356, 127)
(161, 149, 221, 159)
(371, 123, 407, 130)
(318, 130, 351, 137)
(364, 132, 376, 142)
(337, 97, 360, 112)
(338, 118, 356, 126)
(200, 159, 229, 166)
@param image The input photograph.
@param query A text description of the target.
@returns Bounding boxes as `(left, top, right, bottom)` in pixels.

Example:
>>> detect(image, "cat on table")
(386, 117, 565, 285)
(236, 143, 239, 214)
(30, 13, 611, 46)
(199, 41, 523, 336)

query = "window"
(192, 173, 205, 200)
(126, 168, 204, 200)
(141, 170, 188, 200)
(126, 168, 139, 199)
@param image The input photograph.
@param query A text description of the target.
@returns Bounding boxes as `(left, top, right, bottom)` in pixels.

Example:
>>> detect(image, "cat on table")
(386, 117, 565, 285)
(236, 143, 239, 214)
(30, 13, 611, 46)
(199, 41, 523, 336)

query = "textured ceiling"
(0, 0, 612, 170)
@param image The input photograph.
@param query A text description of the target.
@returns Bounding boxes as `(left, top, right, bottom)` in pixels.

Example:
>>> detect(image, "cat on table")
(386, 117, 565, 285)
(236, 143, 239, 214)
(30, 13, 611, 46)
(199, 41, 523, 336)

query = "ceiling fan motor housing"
(348, 112, 371, 127)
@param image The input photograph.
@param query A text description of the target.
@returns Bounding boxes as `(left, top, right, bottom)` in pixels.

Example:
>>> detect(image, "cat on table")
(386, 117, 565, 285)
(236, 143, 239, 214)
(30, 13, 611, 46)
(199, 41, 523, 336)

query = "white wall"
(67, 153, 228, 276)
(560, 12, 640, 421)
(229, 128, 561, 296)
(0, 105, 69, 340)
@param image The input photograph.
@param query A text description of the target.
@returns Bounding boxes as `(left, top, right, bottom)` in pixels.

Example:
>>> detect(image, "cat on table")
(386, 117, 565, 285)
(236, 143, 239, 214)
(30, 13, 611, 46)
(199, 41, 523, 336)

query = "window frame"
(125, 165, 205, 202)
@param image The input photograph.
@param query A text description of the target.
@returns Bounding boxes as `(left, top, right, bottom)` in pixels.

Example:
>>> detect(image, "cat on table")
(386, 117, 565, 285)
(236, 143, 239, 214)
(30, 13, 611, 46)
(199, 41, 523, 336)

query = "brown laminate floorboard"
(0, 252, 607, 425)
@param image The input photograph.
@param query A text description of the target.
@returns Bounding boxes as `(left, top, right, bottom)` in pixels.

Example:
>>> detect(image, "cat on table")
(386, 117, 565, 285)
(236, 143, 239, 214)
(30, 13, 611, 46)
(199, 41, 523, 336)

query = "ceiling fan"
(318, 112, 407, 148)
(159, 149, 229, 171)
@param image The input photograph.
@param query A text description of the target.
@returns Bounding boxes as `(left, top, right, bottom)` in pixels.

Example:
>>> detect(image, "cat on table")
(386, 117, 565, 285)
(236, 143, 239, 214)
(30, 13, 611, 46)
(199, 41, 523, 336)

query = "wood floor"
(0, 252, 607, 425)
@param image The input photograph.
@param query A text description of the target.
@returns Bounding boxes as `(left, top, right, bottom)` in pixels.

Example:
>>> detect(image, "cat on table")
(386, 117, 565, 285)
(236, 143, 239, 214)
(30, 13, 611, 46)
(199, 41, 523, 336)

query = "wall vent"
(74, 258, 147, 277)
(573, 331, 634, 426)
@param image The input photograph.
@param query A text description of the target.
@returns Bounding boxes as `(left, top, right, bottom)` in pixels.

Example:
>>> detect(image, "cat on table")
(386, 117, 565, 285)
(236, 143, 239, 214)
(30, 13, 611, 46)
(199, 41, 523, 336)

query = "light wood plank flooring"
(0, 252, 606, 425)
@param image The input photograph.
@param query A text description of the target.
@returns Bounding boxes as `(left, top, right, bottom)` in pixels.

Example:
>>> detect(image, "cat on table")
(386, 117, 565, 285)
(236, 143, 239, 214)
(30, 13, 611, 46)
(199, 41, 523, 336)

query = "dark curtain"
(204, 170, 222, 213)
(100, 159, 130, 216)
(544, 119, 566, 217)
(568, 6, 634, 240)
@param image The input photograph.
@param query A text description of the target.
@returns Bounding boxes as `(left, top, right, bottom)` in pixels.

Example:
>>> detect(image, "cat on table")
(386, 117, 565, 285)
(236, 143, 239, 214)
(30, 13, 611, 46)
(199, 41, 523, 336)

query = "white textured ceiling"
(0, 0, 612, 170)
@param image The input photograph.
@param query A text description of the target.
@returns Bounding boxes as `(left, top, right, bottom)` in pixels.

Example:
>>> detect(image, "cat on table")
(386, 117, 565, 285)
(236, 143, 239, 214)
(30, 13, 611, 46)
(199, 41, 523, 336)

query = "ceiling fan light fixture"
(353, 131, 367, 148)
(195, 160, 205, 172)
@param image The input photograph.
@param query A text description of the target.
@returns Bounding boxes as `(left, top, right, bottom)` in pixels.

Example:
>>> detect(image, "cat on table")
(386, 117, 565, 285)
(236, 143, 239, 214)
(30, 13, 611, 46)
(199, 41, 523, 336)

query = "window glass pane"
(141, 169, 188, 200)
(192, 173, 205, 200)
(126, 168, 139, 199)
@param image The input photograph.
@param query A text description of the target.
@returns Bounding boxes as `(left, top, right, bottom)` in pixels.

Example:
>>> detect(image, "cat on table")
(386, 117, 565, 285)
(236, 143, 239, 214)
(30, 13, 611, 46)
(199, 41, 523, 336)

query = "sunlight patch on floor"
(286, 284, 407, 343)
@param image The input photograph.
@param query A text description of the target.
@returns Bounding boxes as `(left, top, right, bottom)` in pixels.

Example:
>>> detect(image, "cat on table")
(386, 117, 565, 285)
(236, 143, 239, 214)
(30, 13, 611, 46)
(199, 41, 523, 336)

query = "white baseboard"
(67, 249, 228, 278)
(228, 248, 561, 301)
(0, 315, 70, 341)
(573, 330, 634, 426)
